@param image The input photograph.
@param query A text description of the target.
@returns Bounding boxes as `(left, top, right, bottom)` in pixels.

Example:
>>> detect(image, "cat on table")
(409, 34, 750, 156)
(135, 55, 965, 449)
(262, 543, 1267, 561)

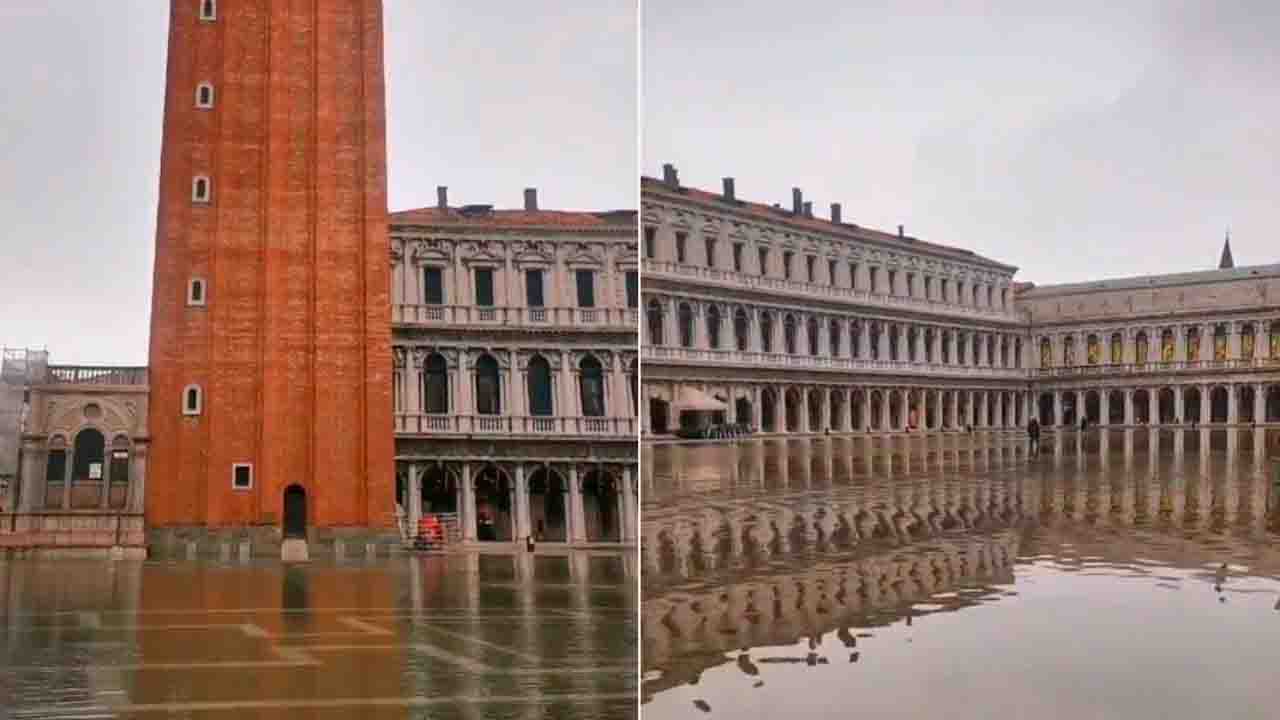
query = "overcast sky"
(0, 1, 635, 365)
(644, 0, 1279, 284)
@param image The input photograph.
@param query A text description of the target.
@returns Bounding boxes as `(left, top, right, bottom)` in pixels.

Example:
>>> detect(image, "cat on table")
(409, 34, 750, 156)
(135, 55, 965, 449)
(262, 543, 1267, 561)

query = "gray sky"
(643, 0, 1279, 284)
(0, 1, 635, 365)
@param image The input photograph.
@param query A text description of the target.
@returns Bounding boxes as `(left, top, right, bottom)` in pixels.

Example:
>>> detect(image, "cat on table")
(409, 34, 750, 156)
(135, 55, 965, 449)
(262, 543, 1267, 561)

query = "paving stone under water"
(0, 552, 636, 719)
(642, 428, 1280, 719)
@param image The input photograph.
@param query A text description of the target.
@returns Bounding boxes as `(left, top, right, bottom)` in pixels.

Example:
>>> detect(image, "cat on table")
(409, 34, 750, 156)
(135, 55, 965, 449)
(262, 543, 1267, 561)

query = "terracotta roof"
(389, 206, 636, 230)
(1019, 262, 1280, 298)
(642, 176, 1017, 272)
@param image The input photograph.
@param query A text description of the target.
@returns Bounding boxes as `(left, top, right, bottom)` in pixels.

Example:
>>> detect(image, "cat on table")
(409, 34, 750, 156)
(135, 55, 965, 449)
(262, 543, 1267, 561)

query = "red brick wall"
(148, 0, 393, 530)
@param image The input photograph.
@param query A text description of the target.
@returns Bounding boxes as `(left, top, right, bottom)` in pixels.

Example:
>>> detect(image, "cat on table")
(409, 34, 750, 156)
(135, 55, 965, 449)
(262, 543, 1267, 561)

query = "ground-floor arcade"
(645, 379, 1032, 435)
(1036, 380, 1280, 428)
(394, 451, 638, 548)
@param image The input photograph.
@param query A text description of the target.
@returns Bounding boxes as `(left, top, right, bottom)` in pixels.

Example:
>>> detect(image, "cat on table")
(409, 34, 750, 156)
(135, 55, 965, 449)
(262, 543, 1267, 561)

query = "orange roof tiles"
(389, 207, 636, 230)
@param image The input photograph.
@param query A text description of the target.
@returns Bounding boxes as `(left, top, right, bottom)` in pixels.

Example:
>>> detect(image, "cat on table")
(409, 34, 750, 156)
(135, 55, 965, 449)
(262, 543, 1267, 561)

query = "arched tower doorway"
(283, 485, 307, 539)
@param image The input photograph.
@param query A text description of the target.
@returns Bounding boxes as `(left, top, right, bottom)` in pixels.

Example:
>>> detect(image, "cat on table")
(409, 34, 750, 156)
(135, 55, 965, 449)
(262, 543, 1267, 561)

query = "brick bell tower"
(147, 0, 394, 551)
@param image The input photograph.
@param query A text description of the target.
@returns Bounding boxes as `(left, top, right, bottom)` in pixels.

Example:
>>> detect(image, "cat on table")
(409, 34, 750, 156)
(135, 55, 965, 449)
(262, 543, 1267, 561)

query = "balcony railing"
(643, 345, 1030, 379)
(1033, 357, 1280, 378)
(45, 366, 148, 386)
(394, 413, 636, 437)
(644, 260, 1019, 321)
(393, 304, 638, 329)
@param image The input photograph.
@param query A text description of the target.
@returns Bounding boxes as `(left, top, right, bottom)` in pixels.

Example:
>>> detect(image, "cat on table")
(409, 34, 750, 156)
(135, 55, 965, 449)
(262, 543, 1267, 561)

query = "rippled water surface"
(642, 429, 1280, 719)
(0, 552, 636, 719)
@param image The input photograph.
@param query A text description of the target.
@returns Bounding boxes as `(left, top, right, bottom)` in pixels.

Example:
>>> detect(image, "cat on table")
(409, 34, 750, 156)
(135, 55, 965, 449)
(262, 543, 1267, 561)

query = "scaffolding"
(1, 348, 46, 513)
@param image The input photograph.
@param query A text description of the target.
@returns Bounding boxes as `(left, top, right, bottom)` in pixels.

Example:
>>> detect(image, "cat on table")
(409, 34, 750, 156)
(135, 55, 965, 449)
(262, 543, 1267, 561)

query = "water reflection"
(0, 550, 636, 720)
(642, 429, 1280, 718)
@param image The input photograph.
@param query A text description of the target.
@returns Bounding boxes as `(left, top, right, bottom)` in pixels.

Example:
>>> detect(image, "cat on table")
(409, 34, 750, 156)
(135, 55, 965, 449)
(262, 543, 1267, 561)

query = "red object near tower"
(146, 0, 394, 541)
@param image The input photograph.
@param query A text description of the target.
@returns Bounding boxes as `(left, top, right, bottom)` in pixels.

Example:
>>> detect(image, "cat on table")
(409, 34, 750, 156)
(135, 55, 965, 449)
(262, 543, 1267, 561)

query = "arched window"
(646, 300, 664, 345)
(986, 334, 994, 364)
(941, 330, 951, 364)
(579, 356, 606, 417)
(475, 354, 502, 415)
(783, 315, 798, 355)
(527, 355, 553, 417)
(195, 82, 215, 108)
(1214, 323, 1228, 360)
(829, 319, 842, 357)
(987, 286, 993, 307)
(924, 328, 934, 362)
(1014, 338, 1022, 367)
(1135, 331, 1149, 362)
(628, 359, 638, 416)
(888, 325, 900, 361)
(45, 436, 67, 504)
(200, 0, 216, 21)
(705, 305, 721, 349)
(1063, 335, 1076, 366)
(1110, 332, 1123, 363)
(1271, 320, 1280, 359)
(192, 175, 211, 203)
(72, 428, 105, 485)
(807, 316, 819, 356)
(1087, 334, 1100, 364)
(1160, 329, 1175, 362)
(187, 278, 206, 306)
(1039, 338, 1052, 368)
(678, 303, 694, 348)
(760, 312, 774, 353)
(850, 320, 861, 358)
(183, 384, 203, 415)
(1241, 323, 1256, 358)
(1186, 326, 1201, 361)
(971, 334, 980, 364)
(734, 308, 750, 351)
(870, 322, 881, 358)
(423, 353, 449, 414)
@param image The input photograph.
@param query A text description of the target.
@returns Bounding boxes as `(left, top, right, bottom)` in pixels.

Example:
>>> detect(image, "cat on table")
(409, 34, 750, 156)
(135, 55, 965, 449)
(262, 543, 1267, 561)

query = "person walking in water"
(1028, 417, 1041, 456)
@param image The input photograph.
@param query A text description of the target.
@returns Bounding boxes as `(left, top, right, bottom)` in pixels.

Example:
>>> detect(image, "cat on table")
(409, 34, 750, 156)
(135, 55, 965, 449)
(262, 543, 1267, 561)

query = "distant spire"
(1218, 230, 1234, 269)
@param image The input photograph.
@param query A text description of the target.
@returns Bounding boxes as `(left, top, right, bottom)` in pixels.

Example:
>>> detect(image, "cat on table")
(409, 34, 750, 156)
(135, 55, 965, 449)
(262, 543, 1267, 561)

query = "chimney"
(898, 224, 904, 237)
(662, 163, 679, 186)
(792, 188, 803, 214)
(722, 177, 735, 200)
(803, 201, 813, 218)
(437, 186, 448, 209)
(831, 203, 842, 224)
(523, 188, 538, 211)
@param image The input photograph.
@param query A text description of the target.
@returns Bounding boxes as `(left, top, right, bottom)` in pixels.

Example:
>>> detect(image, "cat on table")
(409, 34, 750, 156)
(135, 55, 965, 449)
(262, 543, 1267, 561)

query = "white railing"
(643, 345, 1031, 379)
(644, 260, 1020, 321)
(1033, 358, 1280, 378)
(393, 304, 635, 329)
(395, 413, 636, 437)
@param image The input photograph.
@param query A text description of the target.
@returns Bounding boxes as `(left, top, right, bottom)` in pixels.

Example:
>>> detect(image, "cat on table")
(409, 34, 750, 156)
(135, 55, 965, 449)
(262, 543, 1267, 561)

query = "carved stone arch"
(411, 238, 452, 265)
(467, 349, 511, 371)
(412, 346, 459, 369)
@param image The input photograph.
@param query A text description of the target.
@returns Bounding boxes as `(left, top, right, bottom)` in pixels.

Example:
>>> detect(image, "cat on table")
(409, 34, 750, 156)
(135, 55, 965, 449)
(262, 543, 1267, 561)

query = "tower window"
(195, 82, 215, 109)
(182, 384, 203, 416)
(187, 278, 207, 306)
(192, 176, 211, 203)
(199, 0, 216, 21)
(232, 463, 253, 490)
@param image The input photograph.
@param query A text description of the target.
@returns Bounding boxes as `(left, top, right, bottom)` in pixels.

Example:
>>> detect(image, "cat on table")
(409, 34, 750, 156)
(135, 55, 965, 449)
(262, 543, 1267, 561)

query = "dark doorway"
(283, 485, 307, 538)
(649, 398, 669, 434)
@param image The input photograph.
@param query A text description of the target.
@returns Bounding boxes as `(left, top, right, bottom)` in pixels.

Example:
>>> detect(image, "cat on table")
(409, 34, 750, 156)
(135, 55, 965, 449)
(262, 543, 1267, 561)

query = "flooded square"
(642, 429, 1280, 719)
(0, 552, 636, 719)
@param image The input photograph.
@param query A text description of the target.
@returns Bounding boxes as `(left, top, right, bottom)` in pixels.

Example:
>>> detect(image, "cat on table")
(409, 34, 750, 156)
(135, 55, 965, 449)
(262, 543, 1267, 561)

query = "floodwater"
(642, 429, 1280, 719)
(0, 551, 636, 719)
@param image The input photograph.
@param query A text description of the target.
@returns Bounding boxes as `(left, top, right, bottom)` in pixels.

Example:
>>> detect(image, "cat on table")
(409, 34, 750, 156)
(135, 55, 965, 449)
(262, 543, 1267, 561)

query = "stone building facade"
(1, 352, 148, 554)
(145, 0, 395, 556)
(1023, 263, 1280, 427)
(389, 191, 639, 549)
(642, 166, 1034, 437)
(641, 166, 1280, 436)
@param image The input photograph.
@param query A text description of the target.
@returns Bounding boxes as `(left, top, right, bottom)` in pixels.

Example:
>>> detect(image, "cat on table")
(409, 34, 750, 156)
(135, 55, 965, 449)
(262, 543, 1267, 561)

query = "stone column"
(568, 466, 586, 543)
(859, 322, 870, 361)
(752, 386, 763, 430)
(1254, 383, 1266, 425)
(880, 389, 891, 431)
(126, 442, 148, 515)
(461, 463, 477, 541)
(861, 390, 872, 430)
(967, 390, 976, 427)
(621, 467, 637, 544)
(1053, 391, 1063, 427)
(878, 325, 889, 361)
(1200, 384, 1210, 423)
(514, 465, 530, 541)
(1200, 324, 1212, 362)
(774, 385, 786, 433)
(1230, 323, 1241, 360)
(1227, 385, 1238, 424)
(1175, 326, 1186, 363)
(408, 463, 423, 534)
(949, 392, 959, 429)
(1148, 390, 1159, 427)
(17, 439, 43, 512)
(1100, 390, 1110, 427)
(1174, 386, 1183, 423)
(560, 350, 576, 421)
(1124, 389, 1134, 425)
(799, 389, 810, 433)
(61, 441, 72, 509)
